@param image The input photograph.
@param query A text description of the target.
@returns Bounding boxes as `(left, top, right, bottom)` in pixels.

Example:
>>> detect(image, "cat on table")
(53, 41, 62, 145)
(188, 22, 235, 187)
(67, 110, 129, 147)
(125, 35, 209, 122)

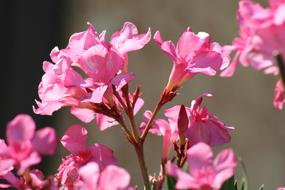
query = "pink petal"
(90, 144, 117, 168)
(2, 172, 20, 188)
(78, 162, 100, 190)
(188, 51, 223, 76)
(154, 31, 177, 60)
(6, 114, 35, 145)
(213, 149, 237, 189)
(18, 152, 41, 174)
(111, 22, 139, 44)
(64, 68, 84, 87)
(32, 127, 57, 155)
(153, 31, 164, 45)
(274, 4, 285, 25)
(166, 161, 197, 189)
(33, 100, 65, 116)
(273, 79, 285, 110)
(98, 165, 131, 190)
(96, 114, 118, 131)
(61, 125, 88, 153)
(220, 52, 240, 77)
(187, 121, 232, 147)
(187, 143, 214, 177)
(0, 159, 14, 176)
(177, 31, 210, 60)
(111, 72, 135, 90)
(134, 98, 144, 115)
(70, 107, 96, 123)
(82, 85, 108, 103)
(0, 139, 8, 155)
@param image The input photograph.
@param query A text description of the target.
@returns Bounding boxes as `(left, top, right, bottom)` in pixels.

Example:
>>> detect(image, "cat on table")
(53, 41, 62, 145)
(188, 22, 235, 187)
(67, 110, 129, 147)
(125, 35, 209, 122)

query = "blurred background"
(1, 0, 284, 189)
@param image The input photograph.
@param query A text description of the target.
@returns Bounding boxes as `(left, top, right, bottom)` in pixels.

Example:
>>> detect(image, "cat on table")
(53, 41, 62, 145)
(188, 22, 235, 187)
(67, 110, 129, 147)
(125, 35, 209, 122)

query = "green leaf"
(234, 181, 238, 190)
(166, 175, 176, 190)
(151, 184, 157, 190)
(240, 178, 248, 190)
(258, 184, 264, 190)
(220, 176, 235, 190)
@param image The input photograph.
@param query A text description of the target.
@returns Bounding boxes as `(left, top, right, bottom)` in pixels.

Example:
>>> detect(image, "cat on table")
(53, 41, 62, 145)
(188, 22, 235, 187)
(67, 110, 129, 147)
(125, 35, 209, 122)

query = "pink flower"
(144, 93, 233, 149)
(56, 125, 117, 188)
(0, 114, 57, 175)
(167, 142, 237, 190)
(221, 0, 285, 77)
(34, 22, 150, 129)
(76, 162, 134, 190)
(154, 28, 229, 92)
(277, 188, 285, 190)
(273, 79, 285, 109)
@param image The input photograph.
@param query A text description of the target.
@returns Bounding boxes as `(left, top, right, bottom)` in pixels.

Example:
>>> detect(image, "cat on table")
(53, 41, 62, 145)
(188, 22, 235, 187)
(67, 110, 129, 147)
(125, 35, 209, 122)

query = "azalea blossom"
(0, 114, 56, 175)
(56, 125, 117, 188)
(154, 28, 229, 92)
(167, 142, 237, 190)
(76, 162, 134, 190)
(221, 0, 285, 77)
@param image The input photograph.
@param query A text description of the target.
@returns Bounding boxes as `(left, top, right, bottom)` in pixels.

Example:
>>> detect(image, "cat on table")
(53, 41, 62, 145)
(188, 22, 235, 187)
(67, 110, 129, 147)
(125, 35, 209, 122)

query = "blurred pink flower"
(154, 28, 229, 91)
(273, 79, 285, 109)
(167, 142, 237, 190)
(221, 0, 285, 77)
(76, 162, 134, 190)
(56, 125, 117, 188)
(0, 114, 56, 175)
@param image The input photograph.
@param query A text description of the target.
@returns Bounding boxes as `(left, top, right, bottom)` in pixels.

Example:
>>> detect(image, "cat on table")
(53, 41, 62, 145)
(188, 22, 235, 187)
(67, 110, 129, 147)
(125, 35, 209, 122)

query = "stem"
(276, 54, 285, 93)
(117, 115, 137, 144)
(123, 85, 140, 140)
(134, 143, 151, 190)
(140, 97, 164, 142)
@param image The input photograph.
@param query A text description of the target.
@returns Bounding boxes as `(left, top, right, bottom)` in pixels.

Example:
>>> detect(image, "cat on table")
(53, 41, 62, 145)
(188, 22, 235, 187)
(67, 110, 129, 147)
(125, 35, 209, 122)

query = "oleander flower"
(221, 0, 285, 77)
(143, 93, 233, 146)
(154, 28, 229, 92)
(141, 93, 233, 161)
(34, 22, 150, 128)
(75, 162, 134, 190)
(0, 114, 56, 175)
(56, 125, 117, 188)
(167, 142, 237, 190)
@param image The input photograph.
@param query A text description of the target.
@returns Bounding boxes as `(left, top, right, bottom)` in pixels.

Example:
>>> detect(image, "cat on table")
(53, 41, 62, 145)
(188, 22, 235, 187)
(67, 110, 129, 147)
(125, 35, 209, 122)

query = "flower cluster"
(221, 0, 285, 110)
(2, 1, 285, 188)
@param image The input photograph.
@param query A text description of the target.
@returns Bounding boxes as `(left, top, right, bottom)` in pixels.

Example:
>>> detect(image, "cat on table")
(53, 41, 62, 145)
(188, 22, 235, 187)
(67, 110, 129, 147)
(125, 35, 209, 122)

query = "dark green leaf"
(234, 181, 238, 190)
(151, 184, 157, 190)
(166, 175, 176, 190)
(220, 176, 235, 190)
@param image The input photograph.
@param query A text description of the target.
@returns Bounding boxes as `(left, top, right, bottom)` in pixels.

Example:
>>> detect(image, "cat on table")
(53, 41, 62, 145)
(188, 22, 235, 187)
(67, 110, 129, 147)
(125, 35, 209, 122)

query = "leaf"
(166, 175, 176, 190)
(220, 176, 235, 190)
(240, 178, 248, 190)
(258, 184, 265, 190)
(234, 181, 238, 190)
(151, 184, 157, 190)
